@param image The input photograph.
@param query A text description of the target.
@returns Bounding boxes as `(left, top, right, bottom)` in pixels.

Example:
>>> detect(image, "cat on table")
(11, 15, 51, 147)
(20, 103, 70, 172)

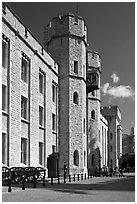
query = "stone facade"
(2, 5, 58, 172)
(101, 106, 122, 168)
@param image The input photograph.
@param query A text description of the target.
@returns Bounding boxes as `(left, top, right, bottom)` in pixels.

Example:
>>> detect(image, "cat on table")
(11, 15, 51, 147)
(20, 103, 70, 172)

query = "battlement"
(87, 50, 101, 71)
(44, 13, 87, 46)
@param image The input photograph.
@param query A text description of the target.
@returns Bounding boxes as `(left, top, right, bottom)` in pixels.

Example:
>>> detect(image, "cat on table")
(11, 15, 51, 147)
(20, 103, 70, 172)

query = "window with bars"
(39, 106, 44, 126)
(39, 72, 44, 94)
(21, 57, 29, 83)
(39, 142, 43, 165)
(21, 138, 27, 164)
(2, 39, 9, 69)
(2, 84, 7, 112)
(21, 96, 28, 120)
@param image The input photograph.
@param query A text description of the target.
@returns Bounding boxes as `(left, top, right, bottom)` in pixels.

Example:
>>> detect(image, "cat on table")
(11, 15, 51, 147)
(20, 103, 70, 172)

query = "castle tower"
(44, 14, 87, 174)
(86, 50, 101, 174)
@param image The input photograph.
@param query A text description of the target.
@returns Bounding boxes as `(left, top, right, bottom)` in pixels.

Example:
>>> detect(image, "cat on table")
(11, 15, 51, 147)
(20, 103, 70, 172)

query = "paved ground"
(2, 173, 135, 202)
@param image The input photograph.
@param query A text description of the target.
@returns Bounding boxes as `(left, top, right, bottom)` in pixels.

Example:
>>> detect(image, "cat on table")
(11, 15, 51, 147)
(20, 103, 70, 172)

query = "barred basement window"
(21, 138, 27, 164)
(39, 142, 43, 165)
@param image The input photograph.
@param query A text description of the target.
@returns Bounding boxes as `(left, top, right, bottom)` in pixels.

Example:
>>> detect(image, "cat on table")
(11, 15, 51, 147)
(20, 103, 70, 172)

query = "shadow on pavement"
(3, 174, 135, 195)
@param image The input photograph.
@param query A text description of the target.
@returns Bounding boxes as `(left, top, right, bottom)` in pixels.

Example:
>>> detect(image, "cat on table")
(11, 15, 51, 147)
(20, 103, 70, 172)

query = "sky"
(7, 1, 135, 135)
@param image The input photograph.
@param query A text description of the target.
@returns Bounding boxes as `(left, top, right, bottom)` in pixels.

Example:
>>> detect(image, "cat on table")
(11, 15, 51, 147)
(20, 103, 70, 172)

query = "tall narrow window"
(74, 150, 79, 166)
(52, 83, 56, 103)
(39, 72, 44, 94)
(52, 145, 56, 153)
(110, 145, 112, 152)
(110, 159, 113, 168)
(110, 133, 113, 140)
(83, 118, 85, 134)
(21, 57, 29, 83)
(21, 138, 27, 164)
(52, 113, 56, 131)
(91, 110, 95, 119)
(2, 39, 9, 69)
(84, 151, 86, 166)
(92, 154, 95, 166)
(99, 130, 100, 142)
(21, 96, 28, 120)
(2, 84, 7, 112)
(73, 92, 79, 105)
(74, 61, 78, 74)
(2, 133, 7, 164)
(39, 106, 44, 126)
(39, 142, 43, 165)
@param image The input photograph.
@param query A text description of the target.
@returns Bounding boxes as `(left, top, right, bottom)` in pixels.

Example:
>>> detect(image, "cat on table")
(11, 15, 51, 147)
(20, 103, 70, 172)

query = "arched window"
(92, 154, 95, 166)
(73, 92, 79, 105)
(91, 110, 95, 119)
(74, 150, 79, 166)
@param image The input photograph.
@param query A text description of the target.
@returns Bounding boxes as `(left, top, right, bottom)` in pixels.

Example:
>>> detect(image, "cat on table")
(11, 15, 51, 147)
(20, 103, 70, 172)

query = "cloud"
(111, 73, 120, 83)
(101, 83, 135, 99)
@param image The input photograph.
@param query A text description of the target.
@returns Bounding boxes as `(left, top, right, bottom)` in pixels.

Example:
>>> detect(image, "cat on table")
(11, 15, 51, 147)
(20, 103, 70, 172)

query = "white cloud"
(111, 73, 120, 83)
(101, 83, 135, 99)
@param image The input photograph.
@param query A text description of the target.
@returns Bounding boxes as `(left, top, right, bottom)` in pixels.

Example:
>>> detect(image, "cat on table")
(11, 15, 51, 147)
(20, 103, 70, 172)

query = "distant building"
(101, 106, 123, 168)
(122, 127, 135, 154)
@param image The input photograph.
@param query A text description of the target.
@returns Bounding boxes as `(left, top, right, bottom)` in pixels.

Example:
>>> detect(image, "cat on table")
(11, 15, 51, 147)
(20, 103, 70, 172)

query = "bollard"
(77, 174, 79, 181)
(43, 171, 45, 187)
(8, 177, 11, 192)
(85, 173, 86, 180)
(22, 175, 25, 190)
(57, 174, 60, 184)
(33, 174, 36, 188)
(69, 175, 71, 182)
(73, 174, 75, 181)
(51, 177, 53, 185)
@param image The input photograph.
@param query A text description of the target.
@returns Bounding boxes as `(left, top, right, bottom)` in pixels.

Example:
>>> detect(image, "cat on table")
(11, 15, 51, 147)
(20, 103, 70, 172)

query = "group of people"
(94, 165, 125, 177)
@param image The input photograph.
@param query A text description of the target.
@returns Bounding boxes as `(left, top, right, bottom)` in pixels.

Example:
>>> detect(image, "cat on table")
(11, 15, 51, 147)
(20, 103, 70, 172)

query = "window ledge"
(39, 125, 45, 130)
(21, 118, 30, 124)
(2, 110, 9, 116)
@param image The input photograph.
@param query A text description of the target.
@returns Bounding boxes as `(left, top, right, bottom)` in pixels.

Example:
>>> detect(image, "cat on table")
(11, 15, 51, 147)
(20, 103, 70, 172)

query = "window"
(2, 39, 9, 69)
(52, 83, 56, 103)
(84, 151, 86, 166)
(74, 61, 78, 74)
(91, 110, 95, 119)
(52, 145, 56, 153)
(52, 113, 56, 131)
(21, 96, 28, 120)
(39, 73, 44, 94)
(92, 154, 95, 166)
(21, 138, 27, 164)
(39, 106, 44, 126)
(110, 159, 113, 168)
(2, 84, 7, 112)
(110, 145, 112, 152)
(73, 92, 79, 105)
(39, 142, 43, 165)
(2, 133, 7, 164)
(21, 57, 29, 83)
(99, 130, 100, 142)
(74, 150, 79, 166)
(83, 118, 86, 134)
(92, 91, 95, 96)
(110, 133, 113, 140)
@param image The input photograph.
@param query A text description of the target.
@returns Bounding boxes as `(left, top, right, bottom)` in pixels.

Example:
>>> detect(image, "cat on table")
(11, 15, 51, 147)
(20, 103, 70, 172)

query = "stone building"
(2, 3, 109, 175)
(122, 127, 135, 154)
(2, 4, 59, 169)
(101, 106, 123, 168)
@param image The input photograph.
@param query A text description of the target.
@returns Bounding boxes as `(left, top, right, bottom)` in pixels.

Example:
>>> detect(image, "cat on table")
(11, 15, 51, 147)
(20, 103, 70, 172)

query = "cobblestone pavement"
(2, 173, 135, 202)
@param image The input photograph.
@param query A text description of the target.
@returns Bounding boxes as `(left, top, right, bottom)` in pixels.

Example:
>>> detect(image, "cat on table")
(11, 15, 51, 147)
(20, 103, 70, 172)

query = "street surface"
(2, 173, 135, 202)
